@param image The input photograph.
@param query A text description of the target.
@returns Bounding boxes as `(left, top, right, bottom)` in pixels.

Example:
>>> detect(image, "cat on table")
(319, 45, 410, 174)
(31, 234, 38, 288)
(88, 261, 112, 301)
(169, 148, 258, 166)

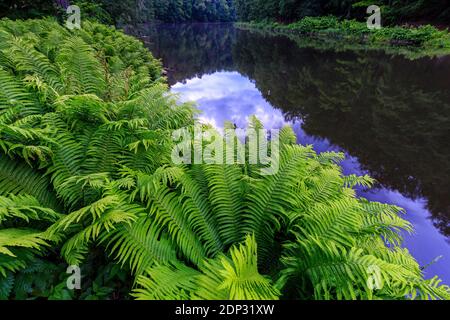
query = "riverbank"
(236, 16, 450, 59)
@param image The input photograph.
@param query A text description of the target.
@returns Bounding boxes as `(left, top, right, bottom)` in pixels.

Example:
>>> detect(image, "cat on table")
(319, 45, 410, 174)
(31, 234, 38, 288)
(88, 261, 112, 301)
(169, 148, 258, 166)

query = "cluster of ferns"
(0, 18, 448, 300)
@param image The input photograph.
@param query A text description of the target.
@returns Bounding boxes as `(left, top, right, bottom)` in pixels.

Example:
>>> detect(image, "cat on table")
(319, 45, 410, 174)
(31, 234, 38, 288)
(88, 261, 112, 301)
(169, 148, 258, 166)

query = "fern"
(56, 37, 106, 96)
(0, 156, 58, 209)
(133, 235, 280, 300)
(101, 216, 177, 275)
(6, 37, 62, 92)
(0, 18, 448, 301)
(0, 229, 47, 257)
(0, 194, 61, 224)
(0, 68, 35, 111)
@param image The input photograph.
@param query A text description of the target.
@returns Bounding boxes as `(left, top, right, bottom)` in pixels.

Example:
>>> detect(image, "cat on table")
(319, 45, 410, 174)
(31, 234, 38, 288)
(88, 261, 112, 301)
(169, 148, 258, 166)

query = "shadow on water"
(126, 23, 450, 282)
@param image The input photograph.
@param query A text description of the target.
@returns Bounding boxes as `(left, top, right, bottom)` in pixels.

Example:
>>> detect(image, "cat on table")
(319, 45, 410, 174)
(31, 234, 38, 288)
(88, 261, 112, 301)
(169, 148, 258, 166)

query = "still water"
(129, 23, 450, 283)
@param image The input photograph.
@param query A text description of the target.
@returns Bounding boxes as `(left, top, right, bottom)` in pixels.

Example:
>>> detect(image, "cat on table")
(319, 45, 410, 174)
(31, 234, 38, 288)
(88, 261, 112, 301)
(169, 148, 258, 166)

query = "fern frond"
(202, 164, 245, 249)
(0, 156, 58, 209)
(6, 37, 62, 91)
(0, 229, 47, 257)
(0, 194, 61, 224)
(196, 235, 280, 300)
(147, 184, 206, 266)
(0, 273, 14, 299)
(56, 37, 106, 96)
(0, 68, 36, 114)
(134, 235, 280, 300)
(102, 216, 177, 275)
(244, 144, 313, 261)
(133, 262, 201, 300)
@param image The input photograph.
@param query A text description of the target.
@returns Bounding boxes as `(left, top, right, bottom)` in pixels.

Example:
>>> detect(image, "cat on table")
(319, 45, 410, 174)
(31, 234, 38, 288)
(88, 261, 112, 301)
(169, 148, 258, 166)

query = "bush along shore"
(236, 16, 450, 59)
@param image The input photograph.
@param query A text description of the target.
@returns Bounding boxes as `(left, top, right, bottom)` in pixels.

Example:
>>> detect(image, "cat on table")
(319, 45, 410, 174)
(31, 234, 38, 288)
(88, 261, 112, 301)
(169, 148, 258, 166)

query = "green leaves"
(0, 229, 47, 257)
(129, 131, 450, 300)
(102, 216, 177, 275)
(214, 235, 280, 300)
(0, 18, 175, 299)
(56, 37, 106, 96)
(133, 262, 201, 300)
(0, 194, 61, 224)
(0, 68, 34, 111)
(0, 18, 448, 301)
(0, 156, 58, 209)
(45, 193, 140, 265)
(133, 235, 280, 300)
(6, 37, 62, 92)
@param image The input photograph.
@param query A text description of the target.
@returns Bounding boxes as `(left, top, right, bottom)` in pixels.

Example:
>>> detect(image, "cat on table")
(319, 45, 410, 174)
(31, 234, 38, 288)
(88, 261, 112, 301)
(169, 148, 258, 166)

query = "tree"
(166, 0, 186, 22)
(234, 0, 450, 24)
(0, 0, 58, 19)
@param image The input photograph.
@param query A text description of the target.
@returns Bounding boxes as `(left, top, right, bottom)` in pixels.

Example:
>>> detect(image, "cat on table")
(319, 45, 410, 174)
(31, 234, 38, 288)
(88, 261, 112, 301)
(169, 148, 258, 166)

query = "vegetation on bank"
(236, 16, 450, 58)
(0, 0, 236, 24)
(234, 0, 450, 25)
(75, 0, 236, 24)
(0, 18, 449, 300)
(3, 0, 450, 27)
(3, 0, 450, 58)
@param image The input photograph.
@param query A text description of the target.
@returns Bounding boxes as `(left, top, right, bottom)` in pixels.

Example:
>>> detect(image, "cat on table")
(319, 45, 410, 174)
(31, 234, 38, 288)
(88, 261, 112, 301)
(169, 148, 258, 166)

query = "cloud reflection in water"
(171, 71, 450, 284)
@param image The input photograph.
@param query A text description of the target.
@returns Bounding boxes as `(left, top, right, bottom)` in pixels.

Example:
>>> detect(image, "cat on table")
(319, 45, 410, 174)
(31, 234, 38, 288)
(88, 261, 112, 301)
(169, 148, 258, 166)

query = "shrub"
(238, 16, 450, 52)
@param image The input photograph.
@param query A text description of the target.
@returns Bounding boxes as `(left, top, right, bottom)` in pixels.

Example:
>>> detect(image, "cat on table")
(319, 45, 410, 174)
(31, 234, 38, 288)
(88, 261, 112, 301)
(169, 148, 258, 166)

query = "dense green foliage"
(147, 0, 235, 23)
(3, 0, 450, 26)
(78, 0, 236, 24)
(233, 1, 450, 53)
(0, 0, 236, 24)
(0, 18, 449, 300)
(89, 0, 450, 25)
(0, 17, 182, 299)
(234, 0, 450, 24)
(0, 1, 58, 20)
(236, 16, 450, 55)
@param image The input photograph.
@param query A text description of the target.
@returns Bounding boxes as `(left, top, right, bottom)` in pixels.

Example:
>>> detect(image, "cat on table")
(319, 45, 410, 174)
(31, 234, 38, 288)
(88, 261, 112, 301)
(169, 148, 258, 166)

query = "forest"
(0, 0, 450, 303)
(1, 0, 236, 23)
(2, 0, 450, 24)
(233, 0, 450, 24)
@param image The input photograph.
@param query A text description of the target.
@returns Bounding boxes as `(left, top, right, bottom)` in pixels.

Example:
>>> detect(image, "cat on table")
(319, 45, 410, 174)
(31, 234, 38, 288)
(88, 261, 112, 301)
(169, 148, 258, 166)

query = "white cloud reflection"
(171, 70, 450, 284)
(172, 71, 287, 130)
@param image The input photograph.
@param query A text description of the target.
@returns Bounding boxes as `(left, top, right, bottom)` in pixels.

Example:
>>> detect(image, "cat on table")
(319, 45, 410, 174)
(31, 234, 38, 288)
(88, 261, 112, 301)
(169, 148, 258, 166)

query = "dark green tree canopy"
(234, 0, 450, 24)
(0, 0, 236, 24)
(2, 1, 450, 25)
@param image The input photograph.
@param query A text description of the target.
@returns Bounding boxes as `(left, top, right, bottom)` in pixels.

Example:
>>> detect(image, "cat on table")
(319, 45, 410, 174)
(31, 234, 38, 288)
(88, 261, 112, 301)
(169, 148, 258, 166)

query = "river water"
(129, 23, 450, 284)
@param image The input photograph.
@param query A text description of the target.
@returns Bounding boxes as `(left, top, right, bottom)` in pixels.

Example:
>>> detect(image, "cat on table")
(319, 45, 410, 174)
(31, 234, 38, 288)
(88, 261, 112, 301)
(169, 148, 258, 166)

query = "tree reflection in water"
(128, 22, 450, 277)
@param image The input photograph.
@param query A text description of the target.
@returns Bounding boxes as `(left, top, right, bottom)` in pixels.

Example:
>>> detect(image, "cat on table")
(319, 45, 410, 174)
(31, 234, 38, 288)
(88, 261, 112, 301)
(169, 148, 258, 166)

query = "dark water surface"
(129, 23, 450, 283)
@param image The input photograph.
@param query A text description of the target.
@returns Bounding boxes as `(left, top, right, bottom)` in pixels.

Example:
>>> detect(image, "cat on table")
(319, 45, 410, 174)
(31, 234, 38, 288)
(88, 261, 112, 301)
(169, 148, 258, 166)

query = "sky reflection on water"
(172, 70, 450, 284)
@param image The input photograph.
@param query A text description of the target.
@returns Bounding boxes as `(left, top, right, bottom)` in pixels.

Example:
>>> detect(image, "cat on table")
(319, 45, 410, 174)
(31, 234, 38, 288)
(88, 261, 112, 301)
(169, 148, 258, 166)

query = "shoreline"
(235, 17, 450, 59)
